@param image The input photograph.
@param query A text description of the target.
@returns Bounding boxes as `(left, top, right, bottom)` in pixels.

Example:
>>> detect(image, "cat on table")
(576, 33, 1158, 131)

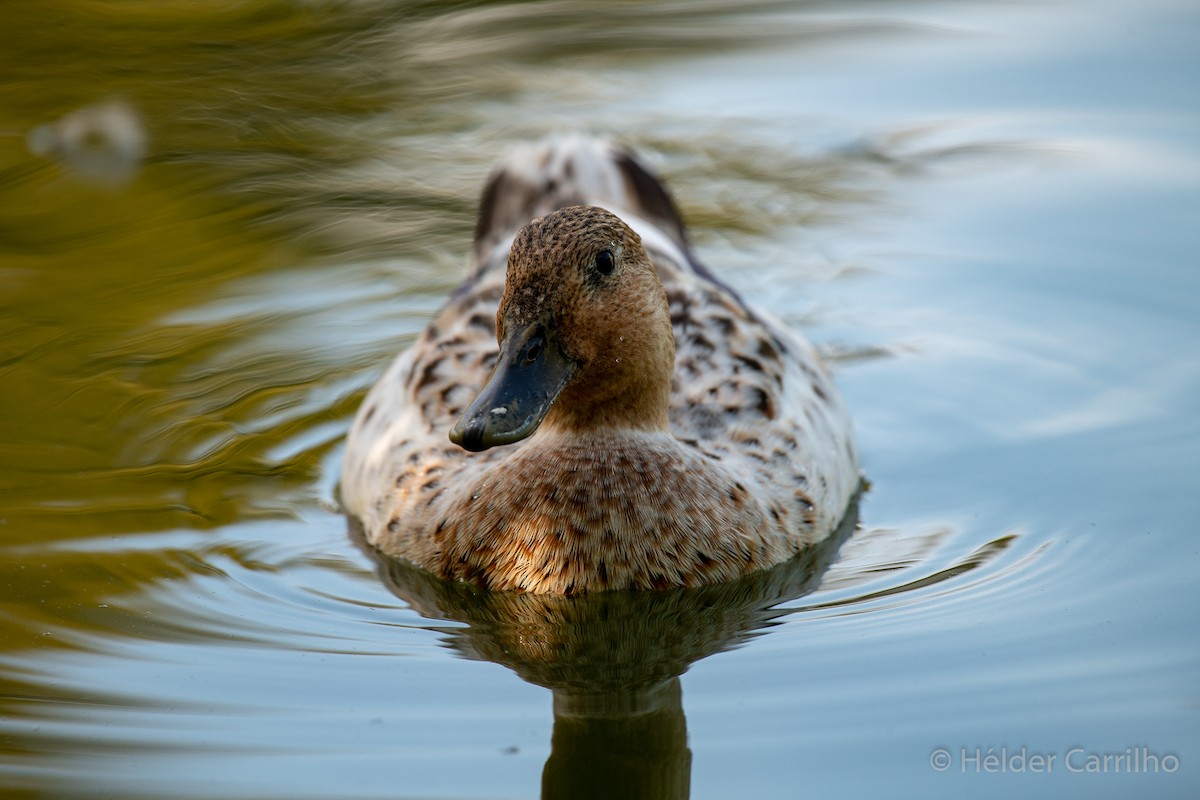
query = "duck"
(340, 135, 860, 594)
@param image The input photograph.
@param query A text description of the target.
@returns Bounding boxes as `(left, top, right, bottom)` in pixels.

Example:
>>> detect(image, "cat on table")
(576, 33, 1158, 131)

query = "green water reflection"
(0, 3, 908, 794)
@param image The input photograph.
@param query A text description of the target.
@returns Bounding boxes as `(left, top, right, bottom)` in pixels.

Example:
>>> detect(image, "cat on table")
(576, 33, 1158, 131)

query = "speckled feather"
(341, 135, 859, 594)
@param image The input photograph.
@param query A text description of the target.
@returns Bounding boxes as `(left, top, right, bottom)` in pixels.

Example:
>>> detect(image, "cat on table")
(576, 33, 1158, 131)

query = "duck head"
(451, 206, 675, 452)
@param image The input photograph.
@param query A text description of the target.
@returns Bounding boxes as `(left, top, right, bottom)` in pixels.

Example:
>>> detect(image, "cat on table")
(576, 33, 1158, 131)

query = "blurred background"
(1, 1, 1197, 798)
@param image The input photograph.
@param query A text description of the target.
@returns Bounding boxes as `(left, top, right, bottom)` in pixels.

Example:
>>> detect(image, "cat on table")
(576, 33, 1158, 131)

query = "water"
(2, 1, 1197, 797)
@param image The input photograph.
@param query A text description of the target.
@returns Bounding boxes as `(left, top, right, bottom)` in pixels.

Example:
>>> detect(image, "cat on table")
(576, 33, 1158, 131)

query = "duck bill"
(450, 321, 575, 452)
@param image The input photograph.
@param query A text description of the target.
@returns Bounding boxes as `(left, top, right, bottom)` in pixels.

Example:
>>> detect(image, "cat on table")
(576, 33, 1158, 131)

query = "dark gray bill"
(449, 321, 575, 452)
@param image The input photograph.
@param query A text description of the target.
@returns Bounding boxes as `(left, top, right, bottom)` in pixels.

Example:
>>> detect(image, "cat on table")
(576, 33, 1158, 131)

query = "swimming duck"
(341, 135, 860, 594)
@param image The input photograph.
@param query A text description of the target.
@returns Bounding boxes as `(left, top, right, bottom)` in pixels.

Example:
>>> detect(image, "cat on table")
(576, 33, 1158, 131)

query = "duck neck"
(542, 317, 675, 436)
(541, 376, 672, 436)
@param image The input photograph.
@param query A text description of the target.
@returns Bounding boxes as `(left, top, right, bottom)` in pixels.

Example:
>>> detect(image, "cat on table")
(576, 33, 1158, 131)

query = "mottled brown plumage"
(341, 135, 859, 594)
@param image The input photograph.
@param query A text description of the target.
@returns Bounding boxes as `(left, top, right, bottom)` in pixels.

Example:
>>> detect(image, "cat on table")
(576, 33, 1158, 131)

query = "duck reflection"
(362, 500, 858, 800)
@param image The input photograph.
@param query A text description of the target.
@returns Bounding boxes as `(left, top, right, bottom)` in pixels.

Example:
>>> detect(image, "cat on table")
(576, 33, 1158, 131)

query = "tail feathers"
(472, 135, 689, 267)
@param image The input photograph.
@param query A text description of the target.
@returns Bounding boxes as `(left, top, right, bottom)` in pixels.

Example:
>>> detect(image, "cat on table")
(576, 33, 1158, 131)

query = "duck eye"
(594, 250, 615, 276)
(522, 334, 544, 365)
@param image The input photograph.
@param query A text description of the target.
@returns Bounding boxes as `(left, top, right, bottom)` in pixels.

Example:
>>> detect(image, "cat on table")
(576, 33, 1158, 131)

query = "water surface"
(1, 1, 1197, 798)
